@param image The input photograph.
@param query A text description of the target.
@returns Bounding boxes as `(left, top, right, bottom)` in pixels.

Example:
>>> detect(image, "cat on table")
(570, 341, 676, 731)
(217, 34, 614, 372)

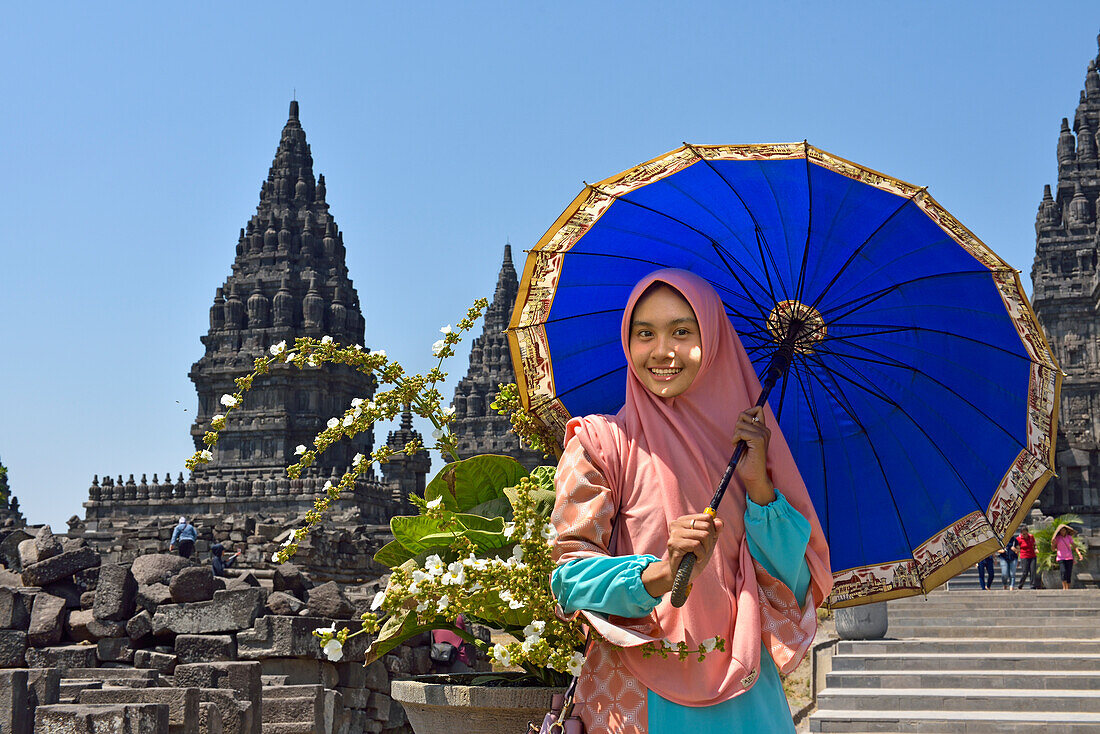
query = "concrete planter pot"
(834, 601, 888, 640)
(391, 673, 566, 734)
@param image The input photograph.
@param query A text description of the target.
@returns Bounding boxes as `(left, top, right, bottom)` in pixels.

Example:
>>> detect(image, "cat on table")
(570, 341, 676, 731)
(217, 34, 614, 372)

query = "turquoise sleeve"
(744, 490, 812, 602)
(551, 554, 663, 618)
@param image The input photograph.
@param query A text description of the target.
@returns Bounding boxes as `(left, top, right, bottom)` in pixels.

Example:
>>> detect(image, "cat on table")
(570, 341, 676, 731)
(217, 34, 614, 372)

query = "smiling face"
(629, 283, 703, 398)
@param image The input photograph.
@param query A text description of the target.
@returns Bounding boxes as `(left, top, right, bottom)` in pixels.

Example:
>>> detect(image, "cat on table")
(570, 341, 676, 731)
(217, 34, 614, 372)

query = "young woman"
(550, 269, 832, 734)
(1052, 524, 1085, 590)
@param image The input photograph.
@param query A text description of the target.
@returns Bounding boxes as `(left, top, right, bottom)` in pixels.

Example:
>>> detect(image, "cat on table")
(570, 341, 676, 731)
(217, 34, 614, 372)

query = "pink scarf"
(557, 269, 832, 706)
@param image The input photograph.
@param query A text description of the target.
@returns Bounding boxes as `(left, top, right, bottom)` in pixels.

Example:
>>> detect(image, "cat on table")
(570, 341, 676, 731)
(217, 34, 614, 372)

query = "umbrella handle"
(669, 552, 697, 607)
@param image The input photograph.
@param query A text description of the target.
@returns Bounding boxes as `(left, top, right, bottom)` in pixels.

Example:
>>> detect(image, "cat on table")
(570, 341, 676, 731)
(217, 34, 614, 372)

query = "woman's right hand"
(642, 513, 724, 597)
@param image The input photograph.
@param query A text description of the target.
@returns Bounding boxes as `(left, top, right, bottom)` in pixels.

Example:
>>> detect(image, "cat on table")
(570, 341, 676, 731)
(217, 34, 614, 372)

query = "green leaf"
(425, 455, 528, 513)
(373, 540, 416, 568)
(390, 516, 455, 555)
(467, 497, 514, 522)
(364, 611, 439, 665)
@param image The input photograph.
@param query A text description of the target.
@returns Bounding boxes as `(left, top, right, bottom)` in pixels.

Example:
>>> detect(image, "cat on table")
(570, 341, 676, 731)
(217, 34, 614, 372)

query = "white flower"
(441, 406, 456, 418)
(440, 325, 453, 334)
(467, 581, 483, 593)
(351, 398, 365, 408)
(432, 428, 445, 440)
(702, 637, 718, 653)
(322, 638, 344, 662)
(492, 643, 511, 668)
(314, 624, 336, 636)
(307, 355, 318, 367)
(370, 590, 386, 611)
(540, 522, 556, 541)
(199, 449, 213, 461)
(281, 535, 295, 548)
(285, 352, 297, 362)
(416, 600, 428, 613)
(270, 551, 280, 562)
(425, 555, 445, 576)
(662, 639, 675, 650)
(512, 545, 525, 563)
(220, 394, 238, 408)
(498, 589, 524, 609)
(441, 561, 466, 586)
(353, 453, 365, 467)
(269, 340, 287, 355)
(436, 594, 450, 613)
(463, 554, 489, 571)
(352, 344, 363, 351)
(432, 339, 446, 356)
(567, 652, 585, 677)
(323, 481, 333, 491)
(294, 444, 307, 455)
(426, 496, 443, 509)
(211, 413, 225, 424)
(342, 414, 354, 427)
(373, 349, 386, 359)
(521, 637, 536, 654)
(503, 522, 516, 539)
(523, 621, 545, 640)
(321, 335, 333, 344)
(327, 418, 340, 429)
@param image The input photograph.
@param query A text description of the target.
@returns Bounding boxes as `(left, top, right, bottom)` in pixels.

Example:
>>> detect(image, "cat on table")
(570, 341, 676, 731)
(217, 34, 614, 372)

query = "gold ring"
(752, 416, 759, 423)
(691, 519, 697, 530)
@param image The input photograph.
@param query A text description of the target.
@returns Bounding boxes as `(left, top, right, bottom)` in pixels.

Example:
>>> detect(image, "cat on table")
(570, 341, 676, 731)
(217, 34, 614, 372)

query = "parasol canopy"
(506, 142, 1060, 608)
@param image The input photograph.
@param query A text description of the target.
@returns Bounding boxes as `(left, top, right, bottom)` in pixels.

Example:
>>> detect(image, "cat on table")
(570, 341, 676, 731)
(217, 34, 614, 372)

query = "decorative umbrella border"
(506, 142, 1061, 607)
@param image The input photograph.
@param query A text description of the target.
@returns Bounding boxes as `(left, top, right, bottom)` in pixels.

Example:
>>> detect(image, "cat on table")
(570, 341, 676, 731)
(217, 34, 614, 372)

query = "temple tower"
(1031, 33, 1100, 517)
(449, 245, 544, 469)
(189, 101, 376, 479)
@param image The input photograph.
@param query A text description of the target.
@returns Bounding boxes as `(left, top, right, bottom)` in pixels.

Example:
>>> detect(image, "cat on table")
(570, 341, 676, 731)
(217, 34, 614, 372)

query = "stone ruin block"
(95, 563, 138, 621)
(263, 591, 304, 616)
(128, 609, 155, 645)
(0, 587, 32, 630)
(0, 669, 30, 734)
(97, 636, 135, 663)
(24, 666, 61, 708)
(174, 662, 261, 734)
(25, 644, 98, 670)
(137, 583, 173, 614)
(0, 630, 28, 667)
(0, 529, 32, 571)
(21, 546, 100, 588)
(257, 657, 338, 688)
(34, 702, 170, 733)
(169, 567, 215, 604)
(175, 634, 236, 664)
(67, 608, 127, 642)
(236, 615, 364, 661)
(261, 684, 324, 733)
(195, 689, 252, 734)
(78, 686, 199, 734)
(28, 592, 67, 647)
(134, 649, 178, 675)
(306, 581, 353, 619)
(198, 701, 224, 734)
(34, 526, 63, 563)
(131, 554, 192, 587)
(271, 564, 311, 600)
(152, 589, 263, 636)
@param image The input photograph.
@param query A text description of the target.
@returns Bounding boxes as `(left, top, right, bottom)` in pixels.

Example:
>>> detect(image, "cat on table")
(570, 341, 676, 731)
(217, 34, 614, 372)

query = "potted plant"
(1033, 514, 1088, 588)
(189, 298, 724, 733)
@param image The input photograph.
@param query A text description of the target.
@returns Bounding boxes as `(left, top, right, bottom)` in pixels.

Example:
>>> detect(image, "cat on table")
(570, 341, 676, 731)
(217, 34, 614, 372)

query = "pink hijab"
(559, 269, 832, 706)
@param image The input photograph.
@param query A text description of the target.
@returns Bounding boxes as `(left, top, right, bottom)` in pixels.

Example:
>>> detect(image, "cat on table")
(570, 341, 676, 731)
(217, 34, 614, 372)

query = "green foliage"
(1032, 514, 1088, 572)
(424, 454, 528, 513)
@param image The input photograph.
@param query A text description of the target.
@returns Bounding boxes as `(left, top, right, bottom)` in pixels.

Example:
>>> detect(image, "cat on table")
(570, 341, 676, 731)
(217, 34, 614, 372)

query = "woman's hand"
(733, 406, 775, 506)
(642, 513, 725, 597)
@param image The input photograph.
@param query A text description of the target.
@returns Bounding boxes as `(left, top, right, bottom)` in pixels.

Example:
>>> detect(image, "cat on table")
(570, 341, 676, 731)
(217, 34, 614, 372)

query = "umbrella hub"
(766, 299, 826, 355)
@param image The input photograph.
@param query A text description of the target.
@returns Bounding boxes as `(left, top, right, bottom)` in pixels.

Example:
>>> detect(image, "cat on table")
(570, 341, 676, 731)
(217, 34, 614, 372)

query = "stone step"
(261, 675, 290, 687)
(889, 607, 1100, 619)
(825, 669, 1100, 690)
(816, 687, 1100, 713)
(887, 625, 1100, 639)
(837, 638, 1100, 655)
(809, 709, 1100, 733)
(58, 679, 100, 703)
(261, 684, 324, 731)
(832, 651, 1100, 672)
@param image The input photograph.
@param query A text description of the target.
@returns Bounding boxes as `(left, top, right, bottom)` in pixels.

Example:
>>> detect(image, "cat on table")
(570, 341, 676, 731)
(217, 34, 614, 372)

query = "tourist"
(429, 614, 476, 674)
(997, 533, 1019, 589)
(168, 517, 197, 559)
(1053, 523, 1085, 590)
(210, 542, 240, 577)
(1016, 524, 1038, 589)
(549, 270, 832, 734)
(977, 554, 995, 591)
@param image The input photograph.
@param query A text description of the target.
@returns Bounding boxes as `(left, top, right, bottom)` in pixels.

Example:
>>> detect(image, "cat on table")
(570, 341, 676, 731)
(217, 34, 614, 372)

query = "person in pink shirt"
(1052, 524, 1085, 590)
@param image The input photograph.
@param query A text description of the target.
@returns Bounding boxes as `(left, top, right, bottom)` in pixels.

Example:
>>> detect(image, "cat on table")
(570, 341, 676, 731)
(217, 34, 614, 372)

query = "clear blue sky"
(1, 2, 1097, 530)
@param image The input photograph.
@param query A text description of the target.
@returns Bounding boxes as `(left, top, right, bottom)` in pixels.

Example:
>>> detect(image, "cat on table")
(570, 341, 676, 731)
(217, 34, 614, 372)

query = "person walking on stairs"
(1016, 525, 1038, 590)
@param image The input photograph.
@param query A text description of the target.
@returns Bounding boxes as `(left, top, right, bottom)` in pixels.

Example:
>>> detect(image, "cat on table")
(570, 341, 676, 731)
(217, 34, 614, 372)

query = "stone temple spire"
(1031, 32, 1100, 517)
(449, 245, 544, 469)
(189, 101, 375, 479)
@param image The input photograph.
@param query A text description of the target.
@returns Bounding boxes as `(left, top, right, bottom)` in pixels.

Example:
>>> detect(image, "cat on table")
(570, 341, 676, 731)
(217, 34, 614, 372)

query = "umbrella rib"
(795, 144, 814, 305)
(788, 355, 831, 544)
(802, 358, 918, 566)
(809, 339, 1030, 451)
(825, 323, 1035, 364)
(807, 189, 924, 314)
(808, 352, 1007, 549)
(682, 145, 792, 302)
(817, 270, 998, 325)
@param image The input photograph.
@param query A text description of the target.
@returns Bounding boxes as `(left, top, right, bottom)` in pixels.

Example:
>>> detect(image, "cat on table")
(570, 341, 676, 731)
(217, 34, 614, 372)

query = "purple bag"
(528, 691, 584, 734)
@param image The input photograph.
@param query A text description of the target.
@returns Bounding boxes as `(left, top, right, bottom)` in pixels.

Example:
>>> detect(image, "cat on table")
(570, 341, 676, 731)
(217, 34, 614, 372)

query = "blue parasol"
(506, 143, 1060, 608)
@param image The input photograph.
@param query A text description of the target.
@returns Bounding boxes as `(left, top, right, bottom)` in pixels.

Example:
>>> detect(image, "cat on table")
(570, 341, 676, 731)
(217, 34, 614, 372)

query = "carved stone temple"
(1031, 33, 1100, 520)
(82, 101, 427, 534)
(448, 245, 545, 470)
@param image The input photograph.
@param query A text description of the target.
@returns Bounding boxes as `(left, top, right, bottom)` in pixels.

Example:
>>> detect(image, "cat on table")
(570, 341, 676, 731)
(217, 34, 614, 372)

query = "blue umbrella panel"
(507, 143, 1061, 608)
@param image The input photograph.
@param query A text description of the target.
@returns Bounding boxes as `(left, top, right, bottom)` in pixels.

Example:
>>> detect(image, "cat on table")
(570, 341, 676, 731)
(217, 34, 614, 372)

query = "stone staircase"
(809, 589, 1100, 732)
